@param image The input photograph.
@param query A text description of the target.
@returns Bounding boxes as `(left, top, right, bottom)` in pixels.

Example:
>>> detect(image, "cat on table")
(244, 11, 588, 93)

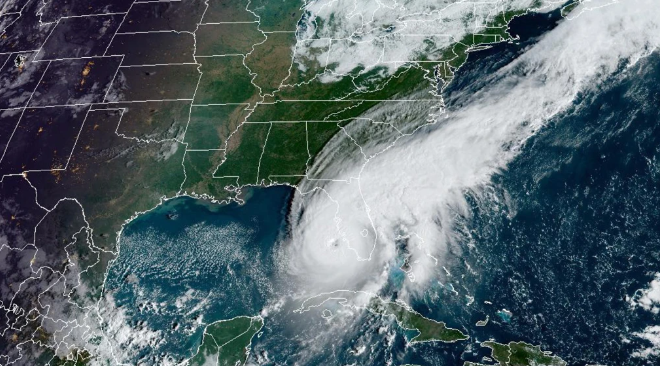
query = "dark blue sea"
(404, 11, 660, 366)
(103, 9, 660, 366)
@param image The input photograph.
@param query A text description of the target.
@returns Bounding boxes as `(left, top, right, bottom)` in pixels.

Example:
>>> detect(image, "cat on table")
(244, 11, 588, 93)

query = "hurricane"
(281, 0, 660, 299)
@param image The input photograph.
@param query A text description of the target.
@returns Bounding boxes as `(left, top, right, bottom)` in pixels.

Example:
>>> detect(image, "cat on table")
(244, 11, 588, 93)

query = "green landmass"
(185, 104, 250, 150)
(368, 298, 469, 343)
(188, 316, 264, 366)
(212, 122, 271, 185)
(257, 122, 309, 178)
(194, 56, 258, 105)
(195, 23, 265, 56)
(244, 32, 298, 95)
(561, 0, 582, 17)
(21, 1, 548, 285)
(203, 0, 256, 23)
(40, 349, 93, 366)
(28, 109, 186, 296)
(465, 341, 567, 366)
(207, 6, 532, 191)
(8, 1, 576, 362)
(249, 0, 303, 32)
(114, 100, 191, 140)
(183, 150, 229, 197)
(437, 9, 528, 84)
(15, 1, 552, 359)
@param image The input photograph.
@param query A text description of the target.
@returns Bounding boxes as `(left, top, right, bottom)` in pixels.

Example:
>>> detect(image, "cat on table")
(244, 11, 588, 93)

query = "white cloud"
(630, 273, 660, 314)
(292, 0, 564, 82)
(629, 274, 660, 359)
(632, 325, 660, 359)
(281, 0, 660, 298)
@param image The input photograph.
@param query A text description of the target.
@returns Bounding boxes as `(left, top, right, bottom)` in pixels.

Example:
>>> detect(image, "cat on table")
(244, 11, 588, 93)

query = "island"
(465, 341, 566, 366)
(367, 297, 469, 343)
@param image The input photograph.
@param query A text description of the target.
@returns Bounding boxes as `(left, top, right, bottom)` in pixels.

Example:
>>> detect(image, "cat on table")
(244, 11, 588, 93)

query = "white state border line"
(197, 21, 259, 25)
(0, 98, 439, 113)
(51, 12, 128, 20)
(118, 62, 200, 67)
(0, 12, 19, 34)
(256, 99, 440, 102)
(114, 30, 194, 35)
(29, 17, 60, 62)
(32, 12, 129, 61)
(0, 53, 12, 71)
(1, 104, 92, 111)
(133, 0, 182, 3)
(91, 101, 193, 111)
(0, 49, 39, 56)
(62, 107, 92, 171)
(0, 60, 52, 165)
(191, 102, 250, 107)
(33, 54, 123, 63)
(112, 62, 199, 68)
(103, 1, 134, 56)
(17, 53, 122, 108)
(0, 106, 91, 176)
(194, 53, 245, 57)
(101, 54, 125, 103)
(1, 2, 572, 364)
(186, 148, 226, 152)
(0, 2, 30, 40)
(99, 98, 195, 104)
(0, 0, 501, 361)
(233, 120, 342, 124)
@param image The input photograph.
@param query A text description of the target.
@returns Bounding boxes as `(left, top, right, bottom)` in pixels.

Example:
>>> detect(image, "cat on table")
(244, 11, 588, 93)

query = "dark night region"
(1, 1, 660, 366)
(0, 53, 11, 70)
(39, 0, 134, 23)
(107, 63, 200, 101)
(24, 108, 131, 210)
(0, 175, 47, 249)
(31, 198, 88, 271)
(0, 0, 31, 15)
(0, 14, 20, 35)
(107, 100, 192, 139)
(29, 56, 122, 106)
(0, 52, 50, 109)
(0, 109, 22, 155)
(106, 31, 196, 66)
(26, 107, 185, 252)
(0, 0, 204, 364)
(0, 0, 56, 54)
(36, 14, 124, 60)
(118, 0, 208, 33)
(0, 106, 89, 175)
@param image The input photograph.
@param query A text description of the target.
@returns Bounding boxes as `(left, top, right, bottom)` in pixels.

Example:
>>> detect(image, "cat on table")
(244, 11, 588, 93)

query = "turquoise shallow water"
(104, 186, 292, 362)
(102, 11, 660, 365)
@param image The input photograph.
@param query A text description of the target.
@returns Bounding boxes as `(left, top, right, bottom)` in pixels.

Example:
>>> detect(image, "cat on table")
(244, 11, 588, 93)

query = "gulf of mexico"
(103, 186, 292, 362)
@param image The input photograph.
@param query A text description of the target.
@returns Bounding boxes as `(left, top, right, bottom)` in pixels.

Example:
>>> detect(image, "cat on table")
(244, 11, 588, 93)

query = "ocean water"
(103, 186, 292, 362)
(246, 11, 574, 366)
(451, 52, 660, 366)
(103, 9, 660, 366)
(415, 15, 660, 366)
